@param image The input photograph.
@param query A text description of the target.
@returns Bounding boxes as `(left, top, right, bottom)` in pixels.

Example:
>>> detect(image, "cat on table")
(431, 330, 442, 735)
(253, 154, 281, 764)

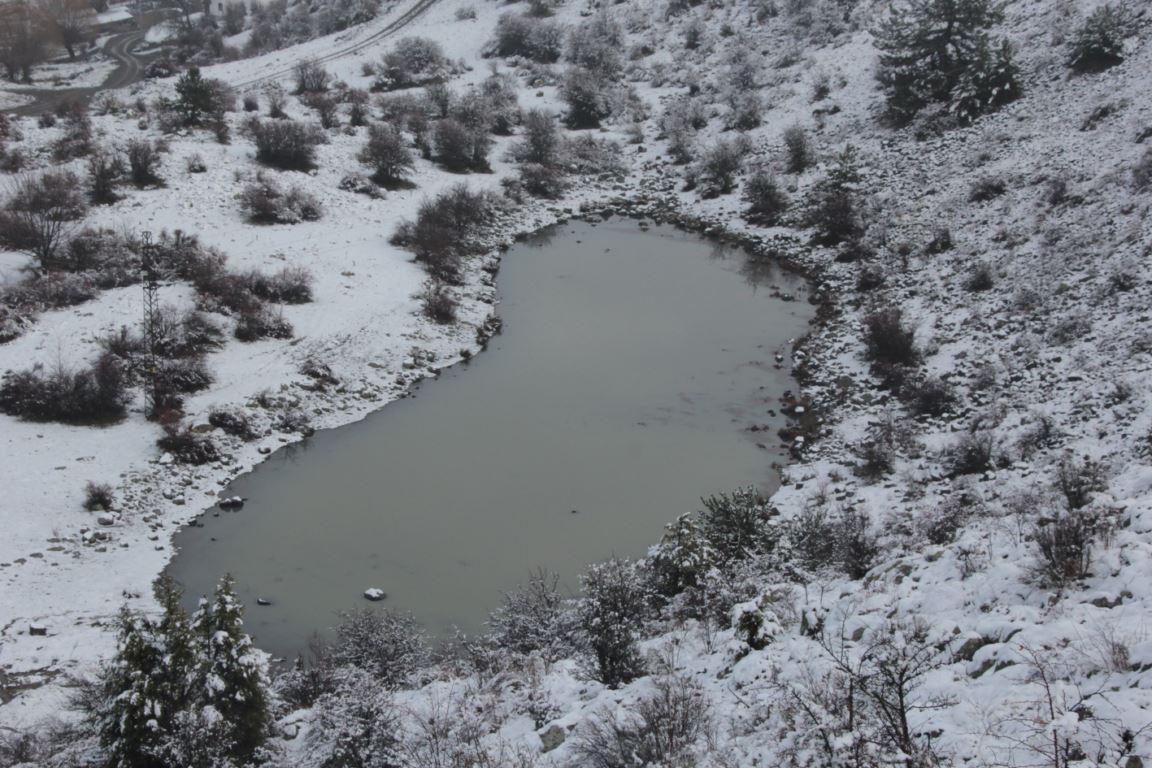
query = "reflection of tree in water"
(525, 224, 561, 249)
(740, 250, 781, 289)
(278, 437, 313, 465)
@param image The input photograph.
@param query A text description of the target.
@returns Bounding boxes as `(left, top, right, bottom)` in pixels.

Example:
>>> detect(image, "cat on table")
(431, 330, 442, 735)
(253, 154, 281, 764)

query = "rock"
(364, 588, 386, 602)
(29, 624, 47, 636)
(257, 597, 272, 606)
(219, 496, 245, 510)
(539, 725, 566, 753)
(97, 514, 116, 526)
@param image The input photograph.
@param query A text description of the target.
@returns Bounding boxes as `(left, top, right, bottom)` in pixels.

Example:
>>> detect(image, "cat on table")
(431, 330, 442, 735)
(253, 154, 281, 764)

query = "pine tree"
(99, 609, 167, 768)
(874, 0, 1013, 123)
(1067, 4, 1126, 73)
(175, 66, 215, 126)
(810, 145, 865, 245)
(649, 512, 717, 597)
(192, 575, 270, 764)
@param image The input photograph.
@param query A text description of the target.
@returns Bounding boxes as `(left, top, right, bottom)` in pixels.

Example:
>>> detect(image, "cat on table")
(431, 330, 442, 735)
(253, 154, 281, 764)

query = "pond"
(166, 218, 813, 659)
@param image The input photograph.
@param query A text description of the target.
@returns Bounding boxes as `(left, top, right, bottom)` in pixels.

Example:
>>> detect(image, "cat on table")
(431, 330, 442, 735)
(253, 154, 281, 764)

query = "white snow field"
(1, 0, 1151, 764)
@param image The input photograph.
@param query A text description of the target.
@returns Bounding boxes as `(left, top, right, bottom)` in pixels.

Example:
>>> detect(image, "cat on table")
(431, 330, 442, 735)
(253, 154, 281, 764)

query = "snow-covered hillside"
(1, 0, 1151, 764)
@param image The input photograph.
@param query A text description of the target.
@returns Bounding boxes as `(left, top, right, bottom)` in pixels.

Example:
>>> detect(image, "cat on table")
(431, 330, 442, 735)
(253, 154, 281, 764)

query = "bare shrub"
(418, 279, 457, 323)
(489, 13, 564, 62)
(391, 185, 501, 282)
(87, 151, 125, 205)
(293, 59, 331, 94)
(126, 139, 164, 187)
(513, 108, 559, 166)
(1033, 509, 1096, 586)
(560, 66, 614, 128)
(968, 176, 1007, 202)
(358, 123, 414, 186)
(862, 307, 917, 368)
(84, 481, 114, 511)
(0, 170, 87, 272)
(251, 119, 325, 170)
(907, 374, 954, 417)
(518, 162, 567, 198)
(234, 306, 294, 341)
(247, 265, 314, 304)
(572, 676, 711, 767)
(433, 118, 490, 172)
(950, 429, 997, 475)
(208, 406, 259, 440)
(305, 92, 340, 128)
(964, 262, 994, 291)
(1056, 455, 1106, 510)
(0, 354, 126, 424)
(695, 137, 749, 196)
(743, 168, 789, 225)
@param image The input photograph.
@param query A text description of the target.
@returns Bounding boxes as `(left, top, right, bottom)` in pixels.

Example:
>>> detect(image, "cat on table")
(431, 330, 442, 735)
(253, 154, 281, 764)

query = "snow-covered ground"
(2, 0, 1152, 764)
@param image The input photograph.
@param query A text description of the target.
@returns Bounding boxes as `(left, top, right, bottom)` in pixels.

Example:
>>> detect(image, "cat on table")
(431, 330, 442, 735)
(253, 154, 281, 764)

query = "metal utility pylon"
(140, 232, 161, 419)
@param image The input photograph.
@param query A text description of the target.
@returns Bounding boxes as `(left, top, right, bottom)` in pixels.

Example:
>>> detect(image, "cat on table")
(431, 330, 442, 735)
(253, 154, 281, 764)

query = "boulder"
(364, 588, 386, 602)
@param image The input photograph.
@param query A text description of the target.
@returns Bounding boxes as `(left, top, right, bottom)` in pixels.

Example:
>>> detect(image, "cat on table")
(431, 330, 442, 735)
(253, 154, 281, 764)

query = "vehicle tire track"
(231, 0, 441, 90)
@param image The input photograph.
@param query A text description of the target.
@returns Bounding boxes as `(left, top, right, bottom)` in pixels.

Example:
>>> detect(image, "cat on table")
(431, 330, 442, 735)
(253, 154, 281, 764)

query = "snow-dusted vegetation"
(2, 0, 1152, 765)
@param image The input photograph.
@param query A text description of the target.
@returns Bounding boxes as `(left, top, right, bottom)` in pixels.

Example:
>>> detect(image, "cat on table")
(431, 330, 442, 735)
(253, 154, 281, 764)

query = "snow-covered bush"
(0, 353, 127, 424)
(374, 37, 451, 91)
(906, 374, 954, 416)
(250, 119, 326, 170)
(566, 13, 624, 78)
(239, 174, 324, 224)
(488, 13, 565, 63)
(157, 423, 220, 464)
(743, 168, 789, 225)
(571, 676, 711, 766)
(305, 91, 340, 128)
(391, 184, 503, 282)
(52, 109, 93, 161)
(949, 428, 997, 475)
(576, 558, 651, 688)
(1133, 148, 1152, 191)
(517, 162, 568, 198)
(486, 568, 570, 659)
(293, 58, 331, 94)
(330, 609, 429, 689)
(1068, 4, 1127, 73)
(1032, 509, 1096, 586)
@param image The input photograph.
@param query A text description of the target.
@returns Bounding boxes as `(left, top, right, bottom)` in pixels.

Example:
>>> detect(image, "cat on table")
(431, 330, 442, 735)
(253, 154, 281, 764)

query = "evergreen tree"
(175, 66, 215, 125)
(1067, 4, 1126, 73)
(810, 144, 865, 245)
(874, 0, 1016, 124)
(191, 575, 270, 765)
(99, 609, 167, 768)
(649, 512, 716, 597)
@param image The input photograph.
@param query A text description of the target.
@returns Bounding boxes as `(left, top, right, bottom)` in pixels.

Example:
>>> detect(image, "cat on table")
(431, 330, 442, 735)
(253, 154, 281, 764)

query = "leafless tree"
(37, 0, 93, 59)
(0, 2, 49, 82)
(0, 171, 87, 273)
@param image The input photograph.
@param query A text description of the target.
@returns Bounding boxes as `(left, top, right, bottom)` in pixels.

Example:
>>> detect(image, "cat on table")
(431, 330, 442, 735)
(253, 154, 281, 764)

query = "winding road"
(3, 30, 149, 116)
(2, 0, 441, 115)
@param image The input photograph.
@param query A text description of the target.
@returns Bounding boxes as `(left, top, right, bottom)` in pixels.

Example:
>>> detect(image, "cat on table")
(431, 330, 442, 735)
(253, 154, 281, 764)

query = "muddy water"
(167, 219, 812, 659)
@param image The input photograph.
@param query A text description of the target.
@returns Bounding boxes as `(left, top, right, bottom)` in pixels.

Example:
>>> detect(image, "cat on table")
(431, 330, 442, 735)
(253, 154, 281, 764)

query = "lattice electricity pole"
(140, 232, 161, 419)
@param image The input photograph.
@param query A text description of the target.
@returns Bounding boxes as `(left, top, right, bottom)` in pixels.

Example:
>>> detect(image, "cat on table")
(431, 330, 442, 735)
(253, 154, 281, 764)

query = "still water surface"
(167, 220, 812, 658)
